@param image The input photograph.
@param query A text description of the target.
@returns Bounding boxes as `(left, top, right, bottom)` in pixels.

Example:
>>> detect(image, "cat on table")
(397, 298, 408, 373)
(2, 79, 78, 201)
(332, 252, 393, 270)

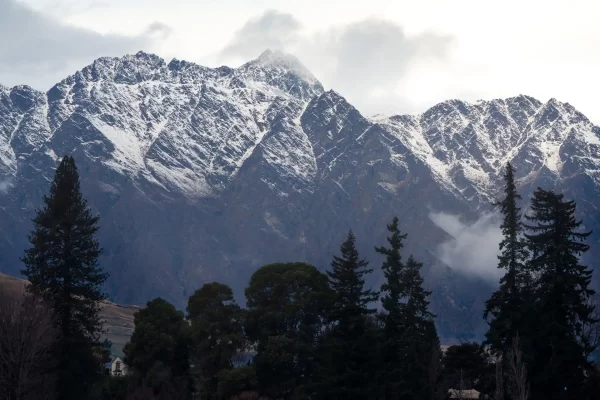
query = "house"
(105, 357, 128, 376)
(448, 388, 480, 399)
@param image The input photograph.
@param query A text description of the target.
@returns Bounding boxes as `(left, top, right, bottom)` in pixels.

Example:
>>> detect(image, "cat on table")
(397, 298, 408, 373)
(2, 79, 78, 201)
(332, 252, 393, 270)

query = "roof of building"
(448, 388, 480, 399)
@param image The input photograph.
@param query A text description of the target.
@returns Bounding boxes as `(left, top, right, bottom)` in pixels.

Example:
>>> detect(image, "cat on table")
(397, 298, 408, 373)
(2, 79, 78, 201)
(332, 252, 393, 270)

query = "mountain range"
(1, 50, 599, 343)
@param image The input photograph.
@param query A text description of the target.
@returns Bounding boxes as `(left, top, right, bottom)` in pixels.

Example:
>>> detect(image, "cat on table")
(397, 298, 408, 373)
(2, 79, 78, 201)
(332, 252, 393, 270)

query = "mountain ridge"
(0, 50, 599, 343)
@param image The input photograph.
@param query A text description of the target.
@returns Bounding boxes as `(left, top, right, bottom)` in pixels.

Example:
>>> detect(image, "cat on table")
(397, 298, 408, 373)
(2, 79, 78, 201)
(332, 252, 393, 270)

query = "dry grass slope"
(0, 272, 138, 357)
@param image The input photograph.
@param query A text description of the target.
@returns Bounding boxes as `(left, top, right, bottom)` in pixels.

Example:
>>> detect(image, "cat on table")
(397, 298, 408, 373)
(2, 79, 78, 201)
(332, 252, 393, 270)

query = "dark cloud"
(219, 10, 455, 115)
(0, 0, 169, 89)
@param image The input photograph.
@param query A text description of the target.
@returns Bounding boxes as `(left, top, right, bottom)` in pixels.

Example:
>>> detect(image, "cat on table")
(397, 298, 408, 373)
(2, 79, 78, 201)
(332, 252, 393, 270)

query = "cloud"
(0, 0, 170, 89)
(39, 0, 111, 17)
(429, 212, 503, 283)
(219, 10, 455, 116)
(220, 10, 302, 62)
(144, 21, 173, 40)
(324, 19, 452, 94)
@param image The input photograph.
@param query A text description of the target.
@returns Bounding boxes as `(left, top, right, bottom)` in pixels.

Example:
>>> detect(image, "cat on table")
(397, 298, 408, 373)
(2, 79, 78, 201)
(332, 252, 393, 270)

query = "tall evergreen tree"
(21, 156, 108, 400)
(376, 217, 408, 399)
(327, 230, 378, 321)
(524, 188, 597, 400)
(376, 217, 408, 330)
(376, 217, 438, 400)
(314, 231, 379, 400)
(402, 255, 435, 325)
(484, 162, 530, 354)
(402, 255, 440, 399)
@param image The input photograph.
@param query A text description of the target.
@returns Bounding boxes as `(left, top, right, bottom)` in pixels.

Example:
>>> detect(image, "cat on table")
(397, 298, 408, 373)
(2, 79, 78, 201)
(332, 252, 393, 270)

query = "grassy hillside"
(0, 272, 138, 357)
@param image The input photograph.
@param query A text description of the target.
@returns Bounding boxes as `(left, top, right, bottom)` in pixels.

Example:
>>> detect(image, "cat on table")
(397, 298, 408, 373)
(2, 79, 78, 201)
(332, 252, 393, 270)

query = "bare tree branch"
(506, 334, 529, 400)
(582, 299, 600, 357)
(494, 356, 504, 400)
(428, 339, 442, 400)
(0, 289, 58, 400)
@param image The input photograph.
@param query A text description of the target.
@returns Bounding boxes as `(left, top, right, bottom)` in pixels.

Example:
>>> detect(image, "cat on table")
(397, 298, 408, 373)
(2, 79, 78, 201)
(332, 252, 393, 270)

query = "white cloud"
(218, 10, 454, 116)
(1, 0, 600, 123)
(429, 212, 503, 284)
(220, 10, 302, 61)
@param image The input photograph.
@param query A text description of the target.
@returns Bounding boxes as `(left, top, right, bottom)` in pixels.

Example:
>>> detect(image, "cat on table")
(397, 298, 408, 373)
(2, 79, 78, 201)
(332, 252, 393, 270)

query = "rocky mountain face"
(1, 50, 599, 343)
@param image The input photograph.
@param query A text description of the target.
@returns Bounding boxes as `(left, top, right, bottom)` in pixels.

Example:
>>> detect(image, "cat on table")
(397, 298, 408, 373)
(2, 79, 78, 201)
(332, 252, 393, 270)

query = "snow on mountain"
(2, 51, 598, 207)
(31, 50, 324, 198)
(0, 84, 51, 176)
(377, 95, 600, 206)
(0, 50, 599, 342)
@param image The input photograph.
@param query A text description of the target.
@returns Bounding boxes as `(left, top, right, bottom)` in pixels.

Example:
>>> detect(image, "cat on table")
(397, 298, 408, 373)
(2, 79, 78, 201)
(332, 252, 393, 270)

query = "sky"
(1, 0, 600, 122)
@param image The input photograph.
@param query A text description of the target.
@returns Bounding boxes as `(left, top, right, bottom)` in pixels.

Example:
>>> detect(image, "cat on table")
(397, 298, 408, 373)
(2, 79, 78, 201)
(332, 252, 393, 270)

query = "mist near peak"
(429, 212, 504, 284)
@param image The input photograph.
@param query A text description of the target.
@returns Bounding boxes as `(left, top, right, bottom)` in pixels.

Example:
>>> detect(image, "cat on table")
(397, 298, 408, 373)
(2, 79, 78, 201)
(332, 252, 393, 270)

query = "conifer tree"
(376, 217, 408, 332)
(484, 162, 530, 354)
(376, 217, 437, 400)
(315, 231, 379, 400)
(328, 230, 379, 321)
(403, 255, 435, 325)
(21, 156, 107, 400)
(524, 188, 597, 400)
(375, 216, 410, 399)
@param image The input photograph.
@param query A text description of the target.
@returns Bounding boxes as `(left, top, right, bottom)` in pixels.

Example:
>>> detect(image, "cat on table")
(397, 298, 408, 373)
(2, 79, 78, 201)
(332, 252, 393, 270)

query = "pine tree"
(328, 230, 379, 321)
(403, 255, 435, 325)
(315, 231, 379, 400)
(484, 162, 530, 354)
(524, 188, 597, 400)
(401, 256, 439, 400)
(376, 217, 408, 399)
(376, 217, 408, 331)
(21, 156, 107, 400)
(376, 217, 437, 400)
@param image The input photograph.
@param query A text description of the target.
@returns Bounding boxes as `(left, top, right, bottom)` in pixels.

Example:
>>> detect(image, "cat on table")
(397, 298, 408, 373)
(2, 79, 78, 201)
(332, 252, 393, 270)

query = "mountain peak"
(245, 49, 321, 87)
(257, 49, 276, 61)
(2, 56, 600, 345)
(255, 49, 298, 65)
(134, 50, 160, 59)
(232, 50, 323, 101)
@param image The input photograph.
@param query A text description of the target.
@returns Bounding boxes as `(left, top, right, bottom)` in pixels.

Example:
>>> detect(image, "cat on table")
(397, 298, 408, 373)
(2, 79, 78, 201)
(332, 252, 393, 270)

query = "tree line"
(0, 157, 599, 400)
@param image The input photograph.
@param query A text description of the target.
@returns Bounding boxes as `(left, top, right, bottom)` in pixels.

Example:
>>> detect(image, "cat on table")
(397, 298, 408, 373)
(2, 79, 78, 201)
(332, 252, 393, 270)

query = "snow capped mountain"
(25, 50, 322, 199)
(376, 94, 600, 206)
(2, 51, 597, 205)
(0, 50, 599, 342)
